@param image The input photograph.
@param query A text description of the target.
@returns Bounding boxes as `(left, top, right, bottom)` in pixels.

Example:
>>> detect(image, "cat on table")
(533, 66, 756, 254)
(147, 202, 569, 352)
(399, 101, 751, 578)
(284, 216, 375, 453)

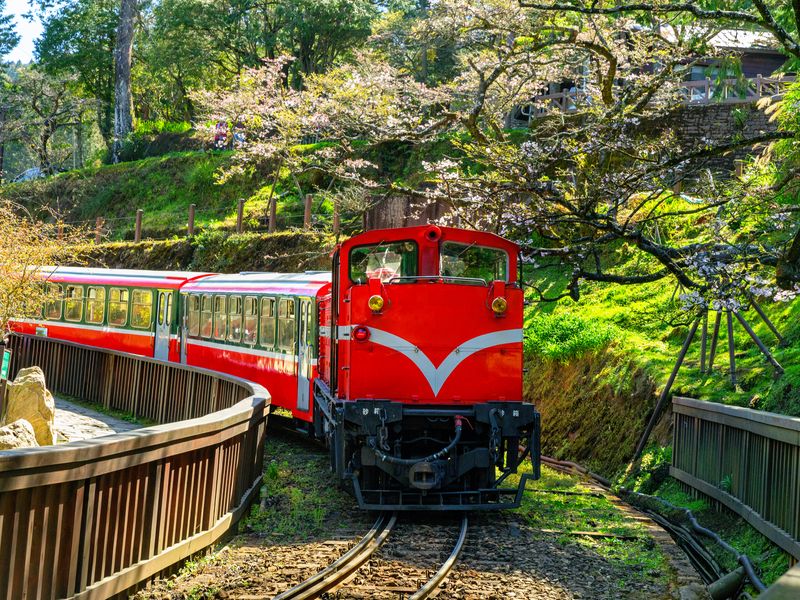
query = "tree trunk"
(112, 0, 137, 163)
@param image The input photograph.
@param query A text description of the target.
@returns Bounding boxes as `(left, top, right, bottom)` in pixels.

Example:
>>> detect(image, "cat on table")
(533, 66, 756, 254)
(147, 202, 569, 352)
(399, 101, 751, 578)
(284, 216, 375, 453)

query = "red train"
(13, 225, 540, 510)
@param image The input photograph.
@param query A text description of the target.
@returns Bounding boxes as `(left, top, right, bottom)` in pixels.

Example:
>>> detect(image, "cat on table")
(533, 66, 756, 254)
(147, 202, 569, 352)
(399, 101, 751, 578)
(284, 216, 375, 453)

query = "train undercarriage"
(314, 382, 541, 510)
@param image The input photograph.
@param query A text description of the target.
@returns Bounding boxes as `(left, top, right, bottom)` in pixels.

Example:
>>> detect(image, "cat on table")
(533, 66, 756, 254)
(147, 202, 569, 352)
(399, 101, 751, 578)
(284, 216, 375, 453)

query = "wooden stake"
(304, 194, 313, 230)
(632, 316, 701, 462)
(700, 311, 708, 374)
(188, 204, 196, 238)
(236, 198, 245, 233)
(95, 217, 103, 244)
(134, 209, 143, 242)
(727, 310, 737, 386)
(57, 222, 63, 241)
(733, 311, 784, 374)
(734, 160, 745, 179)
(748, 297, 784, 345)
(708, 311, 722, 371)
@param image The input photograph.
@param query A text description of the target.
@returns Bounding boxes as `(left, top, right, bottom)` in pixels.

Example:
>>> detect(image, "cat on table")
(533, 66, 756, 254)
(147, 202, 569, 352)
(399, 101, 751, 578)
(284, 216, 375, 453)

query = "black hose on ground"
(619, 487, 767, 594)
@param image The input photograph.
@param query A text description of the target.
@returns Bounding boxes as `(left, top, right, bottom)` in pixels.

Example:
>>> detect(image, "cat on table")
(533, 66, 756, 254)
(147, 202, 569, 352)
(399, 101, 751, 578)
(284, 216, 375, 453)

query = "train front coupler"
(336, 399, 541, 510)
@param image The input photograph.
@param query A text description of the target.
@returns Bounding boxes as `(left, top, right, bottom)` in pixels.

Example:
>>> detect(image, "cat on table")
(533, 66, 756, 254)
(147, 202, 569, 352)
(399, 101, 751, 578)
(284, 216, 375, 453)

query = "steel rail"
(273, 513, 397, 600)
(409, 516, 469, 600)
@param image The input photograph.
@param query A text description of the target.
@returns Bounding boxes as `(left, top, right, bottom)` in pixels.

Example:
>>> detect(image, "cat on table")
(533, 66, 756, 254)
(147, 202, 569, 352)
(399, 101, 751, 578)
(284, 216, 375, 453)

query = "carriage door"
(296, 298, 313, 412)
(154, 290, 172, 361)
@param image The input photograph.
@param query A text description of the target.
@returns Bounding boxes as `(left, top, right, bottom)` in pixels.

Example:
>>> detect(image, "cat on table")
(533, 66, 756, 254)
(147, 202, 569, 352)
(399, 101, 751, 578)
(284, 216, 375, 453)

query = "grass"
(244, 434, 359, 540)
(510, 463, 674, 591)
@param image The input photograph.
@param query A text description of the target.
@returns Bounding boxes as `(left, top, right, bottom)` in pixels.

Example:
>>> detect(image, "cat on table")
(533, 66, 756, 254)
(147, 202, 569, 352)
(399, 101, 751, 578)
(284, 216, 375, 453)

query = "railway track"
(273, 514, 468, 600)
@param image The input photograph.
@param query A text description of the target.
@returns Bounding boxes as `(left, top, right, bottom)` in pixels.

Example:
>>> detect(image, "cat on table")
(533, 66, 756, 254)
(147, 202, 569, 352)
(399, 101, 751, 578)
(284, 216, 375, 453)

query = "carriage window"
(244, 296, 258, 344)
(86, 287, 106, 324)
(440, 242, 508, 283)
(200, 294, 213, 338)
(131, 290, 153, 329)
(260, 297, 276, 348)
(228, 296, 243, 342)
(108, 288, 129, 326)
(187, 295, 201, 337)
(45, 284, 63, 320)
(214, 296, 227, 340)
(305, 301, 314, 346)
(64, 285, 84, 322)
(349, 241, 418, 283)
(277, 298, 296, 351)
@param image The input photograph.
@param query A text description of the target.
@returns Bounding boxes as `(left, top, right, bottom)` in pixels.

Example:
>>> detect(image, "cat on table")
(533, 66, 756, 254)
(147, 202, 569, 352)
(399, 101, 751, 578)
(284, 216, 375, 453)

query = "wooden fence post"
(134, 209, 143, 242)
(188, 204, 196, 237)
(95, 217, 103, 244)
(236, 199, 245, 234)
(304, 194, 313, 230)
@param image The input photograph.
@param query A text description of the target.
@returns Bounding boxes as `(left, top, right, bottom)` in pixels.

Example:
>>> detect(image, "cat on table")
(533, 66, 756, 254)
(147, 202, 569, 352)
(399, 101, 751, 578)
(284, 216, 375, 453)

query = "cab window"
(243, 296, 258, 345)
(440, 242, 508, 283)
(108, 288, 129, 326)
(200, 294, 213, 338)
(131, 290, 153, 329)
(187, 295, 201, 337)
(45, 284, 62, 320)
(277, 298, 295, 351)
(86, 286, 106, 324)
(260, 297, 276, 348)
(214, 296, 227, 340)
(64, 285, 83, 322)
(228, 296, 243, 342)
(349, 241, 418, 283)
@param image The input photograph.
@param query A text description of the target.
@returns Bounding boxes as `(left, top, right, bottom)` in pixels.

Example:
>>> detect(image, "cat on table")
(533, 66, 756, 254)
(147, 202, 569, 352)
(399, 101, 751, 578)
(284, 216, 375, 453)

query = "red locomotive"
(12, 225, 540, 510)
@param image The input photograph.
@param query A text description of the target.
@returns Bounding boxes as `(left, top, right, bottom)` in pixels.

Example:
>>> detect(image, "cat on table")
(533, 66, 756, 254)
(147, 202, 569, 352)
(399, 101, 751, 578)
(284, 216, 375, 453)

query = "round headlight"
(491, 297, 508, 315)
(368, 294, 385, 312)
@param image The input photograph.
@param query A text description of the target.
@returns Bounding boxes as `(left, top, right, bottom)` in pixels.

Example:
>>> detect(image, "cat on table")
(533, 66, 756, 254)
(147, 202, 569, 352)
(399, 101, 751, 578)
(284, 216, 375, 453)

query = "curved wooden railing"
(0, 334, 270, 599)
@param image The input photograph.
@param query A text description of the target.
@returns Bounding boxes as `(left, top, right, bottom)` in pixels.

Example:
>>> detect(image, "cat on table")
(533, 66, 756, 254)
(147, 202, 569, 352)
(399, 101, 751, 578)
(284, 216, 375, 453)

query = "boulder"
(3, 366, 56, 446)
(0, 419, 39, 450)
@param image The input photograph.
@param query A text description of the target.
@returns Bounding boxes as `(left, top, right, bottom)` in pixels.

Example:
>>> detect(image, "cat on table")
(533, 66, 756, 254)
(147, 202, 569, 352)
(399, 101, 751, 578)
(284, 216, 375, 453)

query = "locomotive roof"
(39, 266, 214, 289)
(181, 271, 332, 296)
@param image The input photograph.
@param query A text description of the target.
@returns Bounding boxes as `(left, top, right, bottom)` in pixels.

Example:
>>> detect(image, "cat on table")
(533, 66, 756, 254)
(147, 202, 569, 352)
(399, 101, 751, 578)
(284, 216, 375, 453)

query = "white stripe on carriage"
(14, 318, 156, 337)
(186, 338, 318, 365)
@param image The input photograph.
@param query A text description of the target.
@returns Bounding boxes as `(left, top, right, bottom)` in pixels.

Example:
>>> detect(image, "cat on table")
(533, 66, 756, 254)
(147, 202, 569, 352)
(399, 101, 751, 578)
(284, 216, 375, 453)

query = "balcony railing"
(516, 75, 796, 121)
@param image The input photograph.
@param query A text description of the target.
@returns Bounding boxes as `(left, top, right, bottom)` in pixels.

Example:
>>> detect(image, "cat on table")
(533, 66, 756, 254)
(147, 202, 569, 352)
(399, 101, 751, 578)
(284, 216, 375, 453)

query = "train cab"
(316, 225, 540, 510)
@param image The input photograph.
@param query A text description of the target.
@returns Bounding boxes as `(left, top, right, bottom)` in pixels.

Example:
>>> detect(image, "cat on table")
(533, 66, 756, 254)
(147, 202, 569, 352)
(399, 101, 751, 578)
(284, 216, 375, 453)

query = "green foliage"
(524, 312, 617, 361)
(134, 120, 192, 135)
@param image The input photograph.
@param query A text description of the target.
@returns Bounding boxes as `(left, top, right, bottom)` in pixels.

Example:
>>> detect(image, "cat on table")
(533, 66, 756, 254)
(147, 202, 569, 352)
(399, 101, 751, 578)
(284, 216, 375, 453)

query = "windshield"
(441, 242, 508, 282)
(349, 241, 418, 283)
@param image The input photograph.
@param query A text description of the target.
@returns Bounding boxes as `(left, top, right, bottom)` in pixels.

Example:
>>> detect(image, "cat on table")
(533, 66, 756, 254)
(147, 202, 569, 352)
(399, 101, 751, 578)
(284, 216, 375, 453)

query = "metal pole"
(95, 217, 103, 244)
(188, 204, 196, 238)
(733, 311, 784, 374)
(632, 316, 701, 462)
(304, 194, 313, 230)
(134, 209, 142, 242)
(700, 311, 708, 374)
(727, 310, 737, 386)
(236, 198, 245, 234)
(708, 311, 722, 371)
(748, 297, 784, 345)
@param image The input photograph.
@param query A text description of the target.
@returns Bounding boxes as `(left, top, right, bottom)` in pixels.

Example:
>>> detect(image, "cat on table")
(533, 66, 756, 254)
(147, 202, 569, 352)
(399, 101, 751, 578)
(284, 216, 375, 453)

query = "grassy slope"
(0, 149, 338, 239)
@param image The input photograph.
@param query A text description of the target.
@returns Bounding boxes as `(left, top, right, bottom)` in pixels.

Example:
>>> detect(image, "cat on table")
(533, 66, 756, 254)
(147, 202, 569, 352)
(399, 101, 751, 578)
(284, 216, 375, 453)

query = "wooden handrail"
(671, 396, 800, 561)
(0, 334, 270, 599)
